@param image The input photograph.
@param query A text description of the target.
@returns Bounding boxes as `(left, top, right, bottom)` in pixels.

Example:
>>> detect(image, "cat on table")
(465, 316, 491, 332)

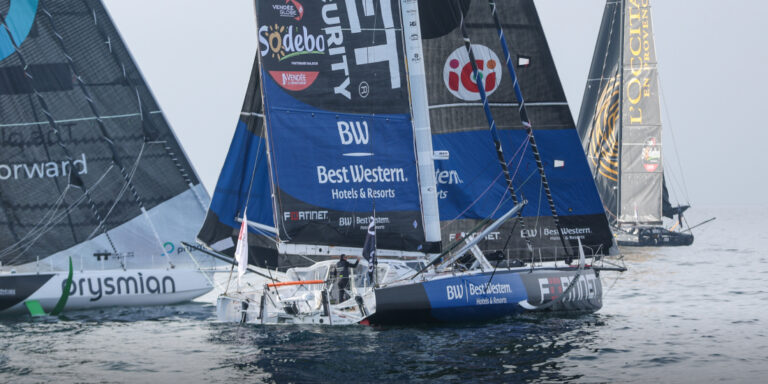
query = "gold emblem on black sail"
(587, 76, 621, 182)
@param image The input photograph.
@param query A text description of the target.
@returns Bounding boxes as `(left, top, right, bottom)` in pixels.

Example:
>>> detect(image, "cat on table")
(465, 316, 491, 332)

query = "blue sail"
(198, 59, 275, 256)
(256, 0, 425, 251)
(201, 0, 427, 253)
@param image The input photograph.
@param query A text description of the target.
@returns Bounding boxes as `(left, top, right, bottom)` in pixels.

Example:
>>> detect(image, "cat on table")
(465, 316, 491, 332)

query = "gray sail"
(0, 0, 208, 269)
(619, 0, 662, 224)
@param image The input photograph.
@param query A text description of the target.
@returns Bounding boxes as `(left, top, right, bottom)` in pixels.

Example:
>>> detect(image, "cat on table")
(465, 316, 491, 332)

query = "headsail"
(196, 56, 277, 266)
(420, 0, 614, 258)
(578, 0, 664, 225)
(0, 0, 208, 269)
(253, 0, 427, 252)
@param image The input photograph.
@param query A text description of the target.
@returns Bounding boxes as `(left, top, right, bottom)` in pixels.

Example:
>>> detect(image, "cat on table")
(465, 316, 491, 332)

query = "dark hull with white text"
(616, 226, 694, 247)
(368, 268, 602, 325)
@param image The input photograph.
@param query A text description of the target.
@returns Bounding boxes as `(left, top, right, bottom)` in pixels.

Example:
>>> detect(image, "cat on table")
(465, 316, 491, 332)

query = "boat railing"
(476, 243, 607, 268)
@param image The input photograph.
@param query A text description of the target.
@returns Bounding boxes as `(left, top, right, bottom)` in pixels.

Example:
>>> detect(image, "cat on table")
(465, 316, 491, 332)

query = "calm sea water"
(1, 205, 766, 383)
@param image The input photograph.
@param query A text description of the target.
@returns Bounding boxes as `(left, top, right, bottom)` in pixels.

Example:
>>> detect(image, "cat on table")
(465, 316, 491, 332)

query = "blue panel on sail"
(263, 77, 420, 213)
(433, 129, 605, 221)
(255, 0, 425, 250)
(208, 121, 274, 232)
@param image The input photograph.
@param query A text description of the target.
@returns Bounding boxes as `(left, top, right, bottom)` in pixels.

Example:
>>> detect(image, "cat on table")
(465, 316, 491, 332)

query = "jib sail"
(577, 0, 663, 225)
(420, 0, 615, 257)
(0, 0, 208, 269)
(253, 0, 426, 251)
(196, 56, 277, 266)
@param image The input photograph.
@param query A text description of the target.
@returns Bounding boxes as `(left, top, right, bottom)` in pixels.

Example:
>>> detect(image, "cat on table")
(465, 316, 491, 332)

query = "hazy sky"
(103, 0, 766, 207)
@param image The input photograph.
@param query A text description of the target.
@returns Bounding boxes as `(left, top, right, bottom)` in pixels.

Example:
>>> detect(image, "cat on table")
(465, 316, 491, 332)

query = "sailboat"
(0, 0, 214, 315)
(577, 0, 703, 246)
(207, 0, 622, 325)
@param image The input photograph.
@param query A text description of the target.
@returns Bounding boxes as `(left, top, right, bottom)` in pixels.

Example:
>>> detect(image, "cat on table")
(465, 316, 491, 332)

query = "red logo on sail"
(272, 0, 304, 21)
(642, 137, 661, 172)
(268, 71, 318, 91)
(443, 45, 503, 101)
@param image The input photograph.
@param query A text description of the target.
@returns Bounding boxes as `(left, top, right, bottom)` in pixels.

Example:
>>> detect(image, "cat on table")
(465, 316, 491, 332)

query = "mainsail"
(577, 0, 664, 225)
(420, 0, 614, 258)
(210, 0, 430, 255)
(0, 0, 208, 269)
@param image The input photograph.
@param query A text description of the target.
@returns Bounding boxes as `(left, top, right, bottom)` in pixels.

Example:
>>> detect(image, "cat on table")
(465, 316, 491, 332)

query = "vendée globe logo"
(0, 0, 39, 62)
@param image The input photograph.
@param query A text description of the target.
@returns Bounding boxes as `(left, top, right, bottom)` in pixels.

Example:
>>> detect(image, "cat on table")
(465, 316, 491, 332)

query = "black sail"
(0, 0, 208, 268)
(577, 0, 664, 225)
(420, 0, 615, 258)
(576, 0, 622, 224)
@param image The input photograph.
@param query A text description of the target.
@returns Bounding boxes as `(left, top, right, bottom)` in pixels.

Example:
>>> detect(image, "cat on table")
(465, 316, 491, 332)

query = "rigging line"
(489, 141, 532, 219)
(0, 165, 117, 263)
(4, 187, 95, 264)
(647, 4, 690, 204)
(262, 84, 290, 241)
(40, 1, 170, 261)
(491, 168, 537, 219)
(0, 162, 117, 258)
(443, 137, 528, 225)
(616, 0, 626, 224)
(487, 0, 572, 258)
(0, 186, 70, 260)
(243, 117, 266, 212)
(0, 10, 118, 255)
(532, 168, 544, 240)
(663, 163, 684, 208)
(658, 84, 690, 202)
(86, 144, 146, 241)
(27, 93, 81, 246)
(456, 2, 533, 252)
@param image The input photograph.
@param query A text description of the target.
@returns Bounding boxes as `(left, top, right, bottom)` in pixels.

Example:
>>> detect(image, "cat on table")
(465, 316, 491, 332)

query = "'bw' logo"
(337, 121, 369, 145)
(446, 284, 464, 300)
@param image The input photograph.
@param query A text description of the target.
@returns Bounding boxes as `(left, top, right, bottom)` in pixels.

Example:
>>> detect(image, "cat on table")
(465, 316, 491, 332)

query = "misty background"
(102, 0, 766, 208)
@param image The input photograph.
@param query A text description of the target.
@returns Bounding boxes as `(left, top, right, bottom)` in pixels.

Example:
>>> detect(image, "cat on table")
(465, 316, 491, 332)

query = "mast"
(251, 3, 283, 245)
(617, 0, 625, 225)
(400, 0, 441, 251)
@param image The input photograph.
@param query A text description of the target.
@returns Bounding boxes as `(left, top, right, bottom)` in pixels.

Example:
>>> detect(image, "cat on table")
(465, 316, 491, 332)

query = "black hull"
(368, 268, 602, 325)
(617, 226, 694, 247)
